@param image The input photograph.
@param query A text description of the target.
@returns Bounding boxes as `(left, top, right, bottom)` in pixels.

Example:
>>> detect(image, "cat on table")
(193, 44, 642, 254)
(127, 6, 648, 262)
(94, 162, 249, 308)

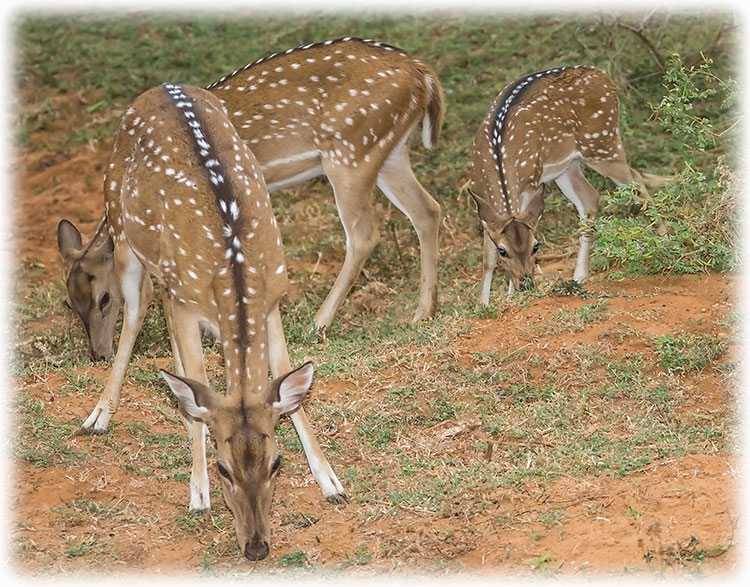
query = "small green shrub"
(653, 53, 738, 160)
(653, 332, 727, 375)
(592, 54, 739, 278)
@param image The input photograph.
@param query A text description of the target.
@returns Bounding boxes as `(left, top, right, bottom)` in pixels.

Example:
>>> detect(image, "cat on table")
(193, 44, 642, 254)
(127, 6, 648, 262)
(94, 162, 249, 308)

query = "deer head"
(161, 362, 313, 560)
(470, 187, 544, 292)
(57, 219, 121, 361)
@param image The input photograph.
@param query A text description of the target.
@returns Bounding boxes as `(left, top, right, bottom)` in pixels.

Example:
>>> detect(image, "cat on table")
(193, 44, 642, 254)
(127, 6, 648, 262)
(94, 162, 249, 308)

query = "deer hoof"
(305, 323, 326, 343)
(412, 302, 437, 323)
(326, 492, 350, 505)
(81, 406, 112, 433)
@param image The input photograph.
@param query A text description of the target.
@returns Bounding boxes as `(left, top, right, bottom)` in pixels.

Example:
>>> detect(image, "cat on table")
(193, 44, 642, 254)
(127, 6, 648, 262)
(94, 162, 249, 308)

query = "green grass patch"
(12, 391, 88, 467)
(653, 332, 727, 375)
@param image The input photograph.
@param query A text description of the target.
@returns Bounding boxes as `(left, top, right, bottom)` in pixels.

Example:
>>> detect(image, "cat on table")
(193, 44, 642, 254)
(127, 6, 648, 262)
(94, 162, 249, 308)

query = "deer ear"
(517, 187, 545, 229)
(269, 362, 314, 415)
(469, 189, 506, 230)
(91, 222, 115, 256)
(57, 219, 83, 265)
(160, 370, 215, 422)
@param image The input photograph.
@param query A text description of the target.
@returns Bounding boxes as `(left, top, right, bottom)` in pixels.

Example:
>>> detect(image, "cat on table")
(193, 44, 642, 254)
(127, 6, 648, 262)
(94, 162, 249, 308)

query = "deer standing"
(60, 36, 444, 359)
(207, 36, 444, 334)
(59, 82, 346, 560)
(469, 66, 660, 303)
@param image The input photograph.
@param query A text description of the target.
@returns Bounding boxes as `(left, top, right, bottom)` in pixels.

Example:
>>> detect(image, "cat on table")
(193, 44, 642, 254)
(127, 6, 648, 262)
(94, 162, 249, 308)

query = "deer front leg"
(83, 248, 151, 432)
(162, 298, 198, 440)
(478, 229, 498, 306)
(267, 305, 347, 503)
(554, 163, 599, 283)
(167, 302, 211, 512)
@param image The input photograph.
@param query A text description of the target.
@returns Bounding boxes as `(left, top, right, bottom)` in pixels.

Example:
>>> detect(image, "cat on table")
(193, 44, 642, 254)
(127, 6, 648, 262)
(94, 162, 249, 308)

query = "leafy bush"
(592, 54, 740, 278)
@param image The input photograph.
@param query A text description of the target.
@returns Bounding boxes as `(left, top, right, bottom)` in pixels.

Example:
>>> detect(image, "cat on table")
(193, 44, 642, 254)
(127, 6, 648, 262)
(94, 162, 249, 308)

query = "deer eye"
(216, 461, 232, 482)
(99, 292, 111, 312)
(497, 247, 508, 258)
(532, 242, 539, 254)
(270, 455, 282, 476)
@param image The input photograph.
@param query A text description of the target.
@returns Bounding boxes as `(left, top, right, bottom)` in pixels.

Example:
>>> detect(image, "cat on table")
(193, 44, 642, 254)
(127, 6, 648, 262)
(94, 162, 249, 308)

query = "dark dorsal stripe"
(205, 36, 408, 90)
(490, 66, 583, 213)
(162, 83, 250, 365)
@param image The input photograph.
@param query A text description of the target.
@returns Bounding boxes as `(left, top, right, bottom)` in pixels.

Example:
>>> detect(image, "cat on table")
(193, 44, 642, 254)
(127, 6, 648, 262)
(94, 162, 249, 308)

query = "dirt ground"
(8, 130, 743, 580)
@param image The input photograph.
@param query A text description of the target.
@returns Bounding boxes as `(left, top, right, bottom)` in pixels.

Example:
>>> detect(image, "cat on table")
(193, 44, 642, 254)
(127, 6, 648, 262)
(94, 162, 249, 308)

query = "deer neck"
(210, 246, 271, 399)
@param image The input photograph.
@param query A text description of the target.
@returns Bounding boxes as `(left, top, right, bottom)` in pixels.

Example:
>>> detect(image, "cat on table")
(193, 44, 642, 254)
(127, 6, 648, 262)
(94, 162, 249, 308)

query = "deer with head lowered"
(207, 37, 444, 334)
(60, 37, 445, 351)
(469, 66, 664, 304)
(59, 82, 346, 560)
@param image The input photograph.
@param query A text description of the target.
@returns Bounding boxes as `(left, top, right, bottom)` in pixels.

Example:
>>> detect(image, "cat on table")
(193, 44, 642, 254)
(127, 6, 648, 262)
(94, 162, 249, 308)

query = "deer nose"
(519, 275, 535, 291)
(244, 539, 269, 561)
(89, 348, 108, 362)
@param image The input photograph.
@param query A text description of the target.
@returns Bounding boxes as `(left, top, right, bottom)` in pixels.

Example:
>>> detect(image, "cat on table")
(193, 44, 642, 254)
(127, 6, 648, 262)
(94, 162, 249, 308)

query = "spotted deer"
(58, 217, 118, 362)
(207, 37, 445, 334)
(59, 37, 444, 360)
(60, 82, 345, 560)
(469, 66, 662, 304)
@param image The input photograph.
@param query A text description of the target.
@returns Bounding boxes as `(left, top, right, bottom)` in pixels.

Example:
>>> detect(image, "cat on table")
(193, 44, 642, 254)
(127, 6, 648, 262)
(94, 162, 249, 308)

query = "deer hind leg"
(82, 246, 152, 432)
(554, 162, 600, 283)
(313, 160, 380, 334)
(376, 138, 440, 322)
(267, 305, 347, 503)
(478, 229, 499, 306)
(166, 301, 211, 513)
(585, 157, 641, 192)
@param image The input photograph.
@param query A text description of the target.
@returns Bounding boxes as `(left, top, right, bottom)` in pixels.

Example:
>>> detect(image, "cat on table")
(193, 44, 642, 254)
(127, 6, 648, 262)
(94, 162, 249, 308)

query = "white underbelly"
(265, 163, 324, 192)
(540, 151, 581, 183)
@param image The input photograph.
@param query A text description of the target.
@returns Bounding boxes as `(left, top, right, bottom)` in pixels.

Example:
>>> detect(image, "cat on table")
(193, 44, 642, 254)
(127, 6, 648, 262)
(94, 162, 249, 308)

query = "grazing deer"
(60, 82, 345, 559)
(59, 37, 444, 357)
(207, 37, 445, 334)
(469, 66, 660, 304)
(58, 217, 119, 362)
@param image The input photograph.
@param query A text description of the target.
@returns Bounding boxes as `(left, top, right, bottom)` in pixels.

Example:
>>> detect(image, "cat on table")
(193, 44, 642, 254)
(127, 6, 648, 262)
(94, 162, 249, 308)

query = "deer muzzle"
(518, 274, 535, 292)
(244, 536, 270, 561)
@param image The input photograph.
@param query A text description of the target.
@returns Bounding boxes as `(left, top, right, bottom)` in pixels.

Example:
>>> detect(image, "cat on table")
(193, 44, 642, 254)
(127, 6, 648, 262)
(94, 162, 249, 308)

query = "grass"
(52, 499, 130, 527)
(529, 299, 610, 335)
(12, 391, 89, 467)
(11, 10, 740, 576)
(277, 549, 312, 569)
(652, 332, 727, 375)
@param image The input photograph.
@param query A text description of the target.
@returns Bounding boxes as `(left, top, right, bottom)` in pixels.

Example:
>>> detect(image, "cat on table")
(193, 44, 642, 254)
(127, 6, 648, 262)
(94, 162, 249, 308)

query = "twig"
(390, 223, 405, 271)
(685, 19, 737, 69)
(537, 252, 572, 262)
(311, 251, 322, 275)
(614, 19, 666, 72)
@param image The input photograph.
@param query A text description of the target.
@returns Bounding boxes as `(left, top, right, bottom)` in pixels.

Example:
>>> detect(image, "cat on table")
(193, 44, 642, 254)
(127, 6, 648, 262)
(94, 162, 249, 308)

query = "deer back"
(105, 83, 288, 395)
(471, 66, 622, 222)
(207, 37, 444, 186)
